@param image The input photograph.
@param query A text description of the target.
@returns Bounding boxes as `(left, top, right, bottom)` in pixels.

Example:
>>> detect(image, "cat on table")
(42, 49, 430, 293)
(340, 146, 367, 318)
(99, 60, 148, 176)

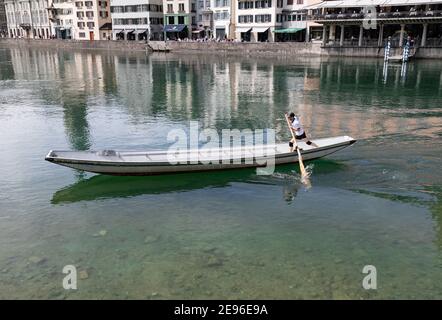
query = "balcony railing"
(311, 10, 442, 21)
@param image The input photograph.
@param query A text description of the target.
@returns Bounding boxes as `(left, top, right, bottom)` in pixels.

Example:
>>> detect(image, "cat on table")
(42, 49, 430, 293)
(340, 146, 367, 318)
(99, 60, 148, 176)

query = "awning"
(235, 27, 251, 33)
(273, 28, 305, 33)
(126, 29, 135, 34)
(99, 22, 112, 30)
(137, 29, 149, 34)
(114, 29, 124, 34)
(164, 24, 187, 33)
(253, 27, 269, 33)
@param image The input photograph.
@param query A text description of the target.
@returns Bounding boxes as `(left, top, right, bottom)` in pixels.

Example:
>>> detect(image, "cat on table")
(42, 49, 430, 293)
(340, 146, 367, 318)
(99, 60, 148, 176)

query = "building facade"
(163, 0, 196, 40)
(71, 0, 111, 40)
(5, 0, 111, 40)
(110, 0, 164, 41)
(196, 0, 213, 38)
(308, 0, 442, 48)
(277, 0, 322, 42)
(234, 0, 285, 42)
(0, 0, 7, 37)
(212, 0, 232, 39)
(5, 0, 52, 38)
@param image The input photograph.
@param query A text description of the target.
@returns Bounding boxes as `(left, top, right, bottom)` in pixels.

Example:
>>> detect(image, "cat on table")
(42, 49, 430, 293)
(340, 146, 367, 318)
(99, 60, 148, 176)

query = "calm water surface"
(0, 46, 441, 299)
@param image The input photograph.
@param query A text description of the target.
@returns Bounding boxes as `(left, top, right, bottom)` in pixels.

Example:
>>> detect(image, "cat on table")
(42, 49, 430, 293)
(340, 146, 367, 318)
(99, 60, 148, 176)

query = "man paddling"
(287, 112, 318, 152)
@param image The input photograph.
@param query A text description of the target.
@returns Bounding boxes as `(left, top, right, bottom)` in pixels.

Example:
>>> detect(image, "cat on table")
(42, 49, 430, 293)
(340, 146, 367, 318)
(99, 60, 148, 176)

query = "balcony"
(311, 10, 442, 23)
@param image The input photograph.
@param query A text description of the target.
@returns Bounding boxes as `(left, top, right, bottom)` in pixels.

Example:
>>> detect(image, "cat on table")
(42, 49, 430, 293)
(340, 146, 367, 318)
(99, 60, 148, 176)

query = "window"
(179, 3, 184, 11)
(255, 0, 272, 8)
(110, 6, 124, 13)
(297, 0, 303, 4)
(178, 16, 185, 24)
(167, 4, 173, 12)
(87, 22, 95, 28)
(255, 14, 271, 23)
(277, 0, 283, 7)
(287, 0, 293, 4)
(238, 1, 254, 9)
(79, 32, 86, 37)
(238, 15, 253, 23)
(168, 16, 174, 24)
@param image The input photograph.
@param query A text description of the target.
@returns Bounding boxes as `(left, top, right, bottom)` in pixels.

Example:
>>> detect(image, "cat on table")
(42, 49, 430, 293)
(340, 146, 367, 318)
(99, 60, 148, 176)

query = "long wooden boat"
(45, 136, 356, 176)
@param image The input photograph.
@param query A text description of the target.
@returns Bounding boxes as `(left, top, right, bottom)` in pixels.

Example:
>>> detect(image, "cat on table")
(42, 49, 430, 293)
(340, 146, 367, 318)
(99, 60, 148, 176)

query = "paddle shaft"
(284, 114, 308, 177)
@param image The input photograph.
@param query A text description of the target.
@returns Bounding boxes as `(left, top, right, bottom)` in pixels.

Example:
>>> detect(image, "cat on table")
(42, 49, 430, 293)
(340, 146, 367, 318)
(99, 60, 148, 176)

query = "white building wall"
(72, 0, 111, 40)
(212, 0, 230, 39)
(110, 0, 163, 41)
(235, 0, 283, 42)
(5, 0, 52, 38)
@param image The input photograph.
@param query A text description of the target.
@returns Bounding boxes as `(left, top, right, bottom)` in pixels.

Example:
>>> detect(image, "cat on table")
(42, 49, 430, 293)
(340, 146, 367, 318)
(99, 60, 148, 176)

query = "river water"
(0, 46, 441, 299)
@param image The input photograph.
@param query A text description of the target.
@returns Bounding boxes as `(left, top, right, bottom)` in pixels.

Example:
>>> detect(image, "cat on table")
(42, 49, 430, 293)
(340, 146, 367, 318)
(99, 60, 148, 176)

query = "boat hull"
(45, 136, 356, 176)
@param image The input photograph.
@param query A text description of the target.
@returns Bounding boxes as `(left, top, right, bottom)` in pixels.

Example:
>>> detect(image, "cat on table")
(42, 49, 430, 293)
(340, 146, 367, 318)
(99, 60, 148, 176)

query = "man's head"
(289, 112, 296, 120)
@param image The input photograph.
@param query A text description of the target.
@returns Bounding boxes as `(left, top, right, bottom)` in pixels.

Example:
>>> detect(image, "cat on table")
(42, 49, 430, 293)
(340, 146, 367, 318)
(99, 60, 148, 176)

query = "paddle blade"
(296, 149, 311, 188)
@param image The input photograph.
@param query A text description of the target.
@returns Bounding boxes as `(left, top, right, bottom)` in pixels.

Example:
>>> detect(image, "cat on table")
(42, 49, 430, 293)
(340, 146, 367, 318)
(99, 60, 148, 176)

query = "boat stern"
(45, 150, 57, 162)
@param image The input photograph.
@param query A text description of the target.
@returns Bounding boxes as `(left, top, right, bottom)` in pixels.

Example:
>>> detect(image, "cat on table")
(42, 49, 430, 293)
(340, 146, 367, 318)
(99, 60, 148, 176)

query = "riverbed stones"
(79, 270, 89, 280)
(28, 256, 46, 264)
(93, 230, 107, 237)
(144, 235, 160, 244)
(206, 255, 223, 267)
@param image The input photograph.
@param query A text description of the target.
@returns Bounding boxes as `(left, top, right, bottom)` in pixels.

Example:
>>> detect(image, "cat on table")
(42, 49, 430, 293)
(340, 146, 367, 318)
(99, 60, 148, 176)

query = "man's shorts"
(294, 132, 307, 140)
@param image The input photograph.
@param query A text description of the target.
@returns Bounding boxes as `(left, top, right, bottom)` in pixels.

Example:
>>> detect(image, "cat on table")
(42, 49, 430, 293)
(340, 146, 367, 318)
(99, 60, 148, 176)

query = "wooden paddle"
(284, 113, 309, 182)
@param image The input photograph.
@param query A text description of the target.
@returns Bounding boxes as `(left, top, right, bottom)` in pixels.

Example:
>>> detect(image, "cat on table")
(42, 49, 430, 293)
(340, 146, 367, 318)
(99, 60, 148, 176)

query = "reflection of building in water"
(0, 47, 14, 79)
(8, 48, 112, 149)
(296, 60, 442, 139)
(113, 54, 153, 118)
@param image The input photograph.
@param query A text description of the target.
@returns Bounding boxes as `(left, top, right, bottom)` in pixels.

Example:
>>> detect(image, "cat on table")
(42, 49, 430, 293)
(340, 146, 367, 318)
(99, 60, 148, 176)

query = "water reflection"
(3, 47, 442, 144)
(50, 159, 346, 204)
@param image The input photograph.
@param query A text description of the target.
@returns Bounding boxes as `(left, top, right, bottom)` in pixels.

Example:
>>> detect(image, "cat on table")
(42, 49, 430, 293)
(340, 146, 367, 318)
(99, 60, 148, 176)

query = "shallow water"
(0, 46, 441, 299)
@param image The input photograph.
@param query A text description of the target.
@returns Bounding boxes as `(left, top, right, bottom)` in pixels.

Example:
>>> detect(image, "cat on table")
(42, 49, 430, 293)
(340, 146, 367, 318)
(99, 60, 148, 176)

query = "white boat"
(45, 135, 356, 176)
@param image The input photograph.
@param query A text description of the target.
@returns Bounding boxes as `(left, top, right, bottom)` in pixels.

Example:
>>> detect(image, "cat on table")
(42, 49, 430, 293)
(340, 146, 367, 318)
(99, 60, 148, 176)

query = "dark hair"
(289, 112, 295, 118)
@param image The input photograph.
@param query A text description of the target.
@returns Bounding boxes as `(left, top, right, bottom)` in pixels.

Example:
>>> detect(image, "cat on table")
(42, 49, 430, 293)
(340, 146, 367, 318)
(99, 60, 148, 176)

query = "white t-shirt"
(291, 117, 305, 136)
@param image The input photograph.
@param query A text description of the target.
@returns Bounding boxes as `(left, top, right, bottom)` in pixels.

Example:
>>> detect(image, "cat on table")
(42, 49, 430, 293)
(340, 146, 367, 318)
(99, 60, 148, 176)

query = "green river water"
(0, 46, 441, 299)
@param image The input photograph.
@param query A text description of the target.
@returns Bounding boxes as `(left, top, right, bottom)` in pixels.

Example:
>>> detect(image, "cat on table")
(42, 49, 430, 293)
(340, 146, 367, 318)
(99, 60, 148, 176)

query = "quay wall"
(1, 38, 442, 59)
